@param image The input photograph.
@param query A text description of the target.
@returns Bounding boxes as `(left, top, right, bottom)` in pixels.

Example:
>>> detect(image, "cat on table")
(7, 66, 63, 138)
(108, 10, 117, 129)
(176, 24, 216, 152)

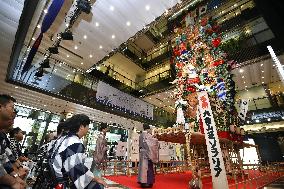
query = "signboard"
(96, 81, 153, 119)
(198, 92, 229, 189)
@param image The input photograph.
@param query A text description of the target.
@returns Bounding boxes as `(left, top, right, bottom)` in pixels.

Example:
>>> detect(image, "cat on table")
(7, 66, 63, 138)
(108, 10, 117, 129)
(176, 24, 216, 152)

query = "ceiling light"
(44, 9, 48, 14)
(111, 35, 115, 39)
(282, 116, 284, 120)
(255, 119, 260, 123)
(99, 45, 103, 49)
(262, 82, 264, 84)
(145, 5, 150, 11)
(239, 69, 244, 73)
(262, 70, 264, 73)
(126, 21, 131, 26)
(52, 97, 55, 100)
(84, 35, 87, 39)
(149, 98, 151, 100)
(95, 22, 99, 27)
(245, 86, 247, 88)
(247, 121, 250, 124)
(261, 64, 263, 66)
(89, 54, 93, 58)
(262, 76, 264, 79)
(32, 37, 35, 41)
(243, 81, 246, 84)
(66, 54, 70, 58)
(81, 62, 83, 65)
(74, 45, 78, 50)
(242, 76, 245, 78)
(110, 5, 114, 11)
(37, 25, 41, 28)
(267, 118, 271, 121)
(15, 86, 18, 89)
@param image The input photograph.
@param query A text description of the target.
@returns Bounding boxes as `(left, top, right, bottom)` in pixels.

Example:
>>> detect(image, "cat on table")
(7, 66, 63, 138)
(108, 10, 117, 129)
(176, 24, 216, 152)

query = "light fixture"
(89, 54, 93, 58)
(77, 0, 92, 14)
(267, 118, 271, 121)
(262, 76, 264, 79)
(282, 116, 284, 120)
(239, 69, 244, 73)
(261, 63, 263, 66)
(262, 82, 264, 84)
(255, 119, 260, 123)
(37, 25, 41, 28)
(61, 31, 73, 40)
(247, 121, 250, 124)
(74, 45, 78, 50)
(15, 86, 18, 89)
(48, 46, 59, 54)
(40, 58, 50, 68)
(83, 35, 87, 39)
(111, 34, 115, 39)
(44, 9, 48, 14)
(126, 21, 131, 26)
(66, 54, 70, 58)
(242, 76, 245, 78)
(35, 68, 44, 77)
(99, 45, 103, 49)
(81, 62, 83, 65)
(95, 22, 99, 27)
(32, 37, 35, 41)
(110, 5, 114, 11)
(145, 5, 150, 11)
(261, 70, 264, 73)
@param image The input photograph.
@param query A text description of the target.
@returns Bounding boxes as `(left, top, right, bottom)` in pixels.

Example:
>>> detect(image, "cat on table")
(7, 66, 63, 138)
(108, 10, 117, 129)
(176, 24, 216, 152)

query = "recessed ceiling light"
(239, 69, 244, 73)
(73, 69, 76, 73)
(245, 86, 247, 88)
(149, 98, 151, 100)
(262, 76, 264, 79)
(262, 82, 264, 84)
(243, 81, 246, 84)
(37, 25, 41, 28)
(242, 76, 245, 78)
(52, 97, 55, 100)
(83, 35, 87, 39)
(15, 86, 18, 89)
(89, 54, 93, 58)
(261, 63, 263, 66)
(261, 70, 264, 73)
(81, 62, 83, 65)
(110, 6, 114, 11)
(44, 9, 48, 14)
(145, 5, 150, 11)
(111, 34, 115, 39)
(32, 37, 35, 41)
(67, 54, 69, 58)
(255, 119, 260, 123)
(126, 21, 131, 26)
(99, 45, 103, 49)
(247, 121, 250, 124)
(95, 22, 99, 27)
(267, 118, 271, 121)
(74, 45, 78, 50)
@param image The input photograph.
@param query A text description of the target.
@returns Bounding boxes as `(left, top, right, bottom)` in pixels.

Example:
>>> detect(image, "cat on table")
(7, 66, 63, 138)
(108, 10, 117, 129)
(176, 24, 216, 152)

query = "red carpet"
(106, 170, 283, 189)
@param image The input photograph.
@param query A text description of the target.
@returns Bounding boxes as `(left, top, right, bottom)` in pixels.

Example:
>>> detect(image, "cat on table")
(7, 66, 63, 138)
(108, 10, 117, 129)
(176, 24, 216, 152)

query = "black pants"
(0, 184, 12, 189)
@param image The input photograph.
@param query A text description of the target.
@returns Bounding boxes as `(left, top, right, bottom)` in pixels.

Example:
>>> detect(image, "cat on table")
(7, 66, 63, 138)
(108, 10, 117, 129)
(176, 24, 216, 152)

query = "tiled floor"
(264, 177, 284, 189)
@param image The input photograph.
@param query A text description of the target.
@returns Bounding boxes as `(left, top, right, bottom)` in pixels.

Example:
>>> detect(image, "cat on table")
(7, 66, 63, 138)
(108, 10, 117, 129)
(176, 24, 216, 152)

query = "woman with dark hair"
(47, 114, 107, 189)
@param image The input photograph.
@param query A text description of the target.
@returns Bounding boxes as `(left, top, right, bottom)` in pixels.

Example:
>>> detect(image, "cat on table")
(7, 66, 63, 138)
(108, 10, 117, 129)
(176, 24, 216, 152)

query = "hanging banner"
(198, 91, 229, 189)
(238, 99, 249, 120)
(96, 81, 153, 119)
(22, 0, 65, 74)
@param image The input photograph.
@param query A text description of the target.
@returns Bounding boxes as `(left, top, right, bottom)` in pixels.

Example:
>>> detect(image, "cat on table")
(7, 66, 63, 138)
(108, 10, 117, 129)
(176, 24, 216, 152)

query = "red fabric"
(199, 117, 204, 134)
(106, 170, 283, 189)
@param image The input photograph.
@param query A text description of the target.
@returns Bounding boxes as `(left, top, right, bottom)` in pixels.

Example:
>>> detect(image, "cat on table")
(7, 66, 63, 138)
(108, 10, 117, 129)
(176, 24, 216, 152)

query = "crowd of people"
(0, 94, 161, 189)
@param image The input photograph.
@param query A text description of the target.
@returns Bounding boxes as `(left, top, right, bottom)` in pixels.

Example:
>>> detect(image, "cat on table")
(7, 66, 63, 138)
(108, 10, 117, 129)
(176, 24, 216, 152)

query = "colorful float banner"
(198, 91, 229, 189)
(96, 81, 153, 119)
(238, 99, 249, 120)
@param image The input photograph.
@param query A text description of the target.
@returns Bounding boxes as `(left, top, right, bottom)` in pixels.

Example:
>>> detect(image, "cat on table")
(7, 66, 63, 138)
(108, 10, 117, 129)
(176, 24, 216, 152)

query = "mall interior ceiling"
(0, 0, 284, 132)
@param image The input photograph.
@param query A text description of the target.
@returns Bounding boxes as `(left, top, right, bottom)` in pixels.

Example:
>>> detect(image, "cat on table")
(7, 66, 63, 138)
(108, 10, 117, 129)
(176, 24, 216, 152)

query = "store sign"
(96, 81, 153, 119)
(198, 92, 229, 189)
(238, 99, 249, 120)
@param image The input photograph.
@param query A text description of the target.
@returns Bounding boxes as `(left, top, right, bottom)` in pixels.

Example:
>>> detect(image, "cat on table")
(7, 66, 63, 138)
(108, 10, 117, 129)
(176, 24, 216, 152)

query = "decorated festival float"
(151, 8, 265, 188)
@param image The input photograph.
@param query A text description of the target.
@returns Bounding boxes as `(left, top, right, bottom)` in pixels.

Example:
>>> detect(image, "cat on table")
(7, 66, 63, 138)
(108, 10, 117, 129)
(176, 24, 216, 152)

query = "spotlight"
(35, 68, 44, 77)
(61, 31, 73, 40)
(77, 0, 92, 14)
(48, 46, 59, 54)
(40, 59, 50, 68)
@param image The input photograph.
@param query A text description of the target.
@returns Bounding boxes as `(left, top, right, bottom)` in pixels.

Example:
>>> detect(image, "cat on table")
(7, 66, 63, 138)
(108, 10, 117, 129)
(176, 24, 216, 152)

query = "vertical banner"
(198, 92, 229, 189)
(238, 99, 249, 120)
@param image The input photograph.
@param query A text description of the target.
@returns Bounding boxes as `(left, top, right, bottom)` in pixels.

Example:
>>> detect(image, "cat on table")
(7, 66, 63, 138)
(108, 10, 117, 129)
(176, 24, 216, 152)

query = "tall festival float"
(162, 9, 248, 187)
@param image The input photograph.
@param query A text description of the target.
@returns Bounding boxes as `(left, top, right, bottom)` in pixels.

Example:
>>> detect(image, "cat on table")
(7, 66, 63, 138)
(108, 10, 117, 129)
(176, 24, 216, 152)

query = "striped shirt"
(9, 137, 22, 160)
(50, 134, 93, 189)
(0, 132, 15, 175)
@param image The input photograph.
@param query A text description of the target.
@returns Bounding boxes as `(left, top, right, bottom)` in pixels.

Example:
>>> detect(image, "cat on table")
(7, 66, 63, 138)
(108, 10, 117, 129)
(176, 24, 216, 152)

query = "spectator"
(0, 94, 26, 189)
(48, 114, 107, 189)
(9, 127, 28, 162)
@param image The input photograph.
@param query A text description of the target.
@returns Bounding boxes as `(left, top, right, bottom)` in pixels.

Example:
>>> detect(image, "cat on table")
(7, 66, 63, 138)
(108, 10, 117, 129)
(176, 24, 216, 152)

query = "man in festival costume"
(0, 94, 26, 189)
(48, 114, 107, 189)
(91, 123, 108, 177)
(137, 124, 159, 188)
